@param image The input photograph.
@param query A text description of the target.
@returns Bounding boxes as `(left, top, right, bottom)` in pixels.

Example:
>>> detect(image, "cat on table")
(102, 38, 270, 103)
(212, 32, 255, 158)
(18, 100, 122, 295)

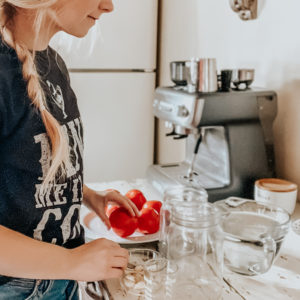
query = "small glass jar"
(166, 203, 224, 300)
(144, 258, 179, 300)
(120, 248, 160, 297)
(144, 258, 167, 300)
(159, 186, 208, 257)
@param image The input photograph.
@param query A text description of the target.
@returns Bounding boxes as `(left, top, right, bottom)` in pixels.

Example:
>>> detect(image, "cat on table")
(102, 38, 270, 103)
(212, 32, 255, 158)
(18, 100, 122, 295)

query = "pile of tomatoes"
(106, 189, 162, 238)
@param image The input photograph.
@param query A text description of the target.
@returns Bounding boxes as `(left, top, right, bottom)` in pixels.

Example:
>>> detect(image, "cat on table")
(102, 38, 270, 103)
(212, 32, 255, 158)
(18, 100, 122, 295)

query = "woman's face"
(52, 0, 114, 37)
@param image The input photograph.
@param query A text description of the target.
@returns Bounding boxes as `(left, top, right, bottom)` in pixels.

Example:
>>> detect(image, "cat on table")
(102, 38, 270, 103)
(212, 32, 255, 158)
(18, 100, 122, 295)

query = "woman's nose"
(100, 0, 114, 13)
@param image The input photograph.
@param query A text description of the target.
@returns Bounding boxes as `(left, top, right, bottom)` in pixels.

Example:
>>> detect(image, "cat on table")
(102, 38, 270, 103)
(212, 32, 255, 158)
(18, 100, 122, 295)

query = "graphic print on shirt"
(33, 117, 83, 244)
(46, 80, 68, 119)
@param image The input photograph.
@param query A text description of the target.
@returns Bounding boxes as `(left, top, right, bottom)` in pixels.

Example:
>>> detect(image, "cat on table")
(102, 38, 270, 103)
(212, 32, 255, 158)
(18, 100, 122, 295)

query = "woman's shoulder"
(0, 56, 22, 91)
(0, 37, 15, 56)
(0, 37, 23, 94)
(0, 39, 25, 106)
(0, 38, 22, 79)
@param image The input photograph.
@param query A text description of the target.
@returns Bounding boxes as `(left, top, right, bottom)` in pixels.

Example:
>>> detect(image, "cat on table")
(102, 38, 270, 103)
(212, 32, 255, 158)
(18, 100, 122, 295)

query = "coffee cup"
(218, 69, 233, 92)
(254, 178, 298, 215)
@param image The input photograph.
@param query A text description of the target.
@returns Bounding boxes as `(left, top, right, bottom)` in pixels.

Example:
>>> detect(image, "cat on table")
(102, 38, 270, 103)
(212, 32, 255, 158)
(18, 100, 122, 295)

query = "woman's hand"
(83, 185, 140, 230)
(69, 238, 129, 281)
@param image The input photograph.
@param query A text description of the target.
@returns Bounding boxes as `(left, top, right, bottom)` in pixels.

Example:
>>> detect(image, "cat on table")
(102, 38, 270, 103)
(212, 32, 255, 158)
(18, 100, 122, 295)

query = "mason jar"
(166, 203, 224, 300)
(159, 186, 208, 257)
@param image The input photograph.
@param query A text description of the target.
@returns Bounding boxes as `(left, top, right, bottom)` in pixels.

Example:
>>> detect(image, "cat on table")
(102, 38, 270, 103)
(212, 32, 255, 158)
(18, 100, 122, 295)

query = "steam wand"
(187, 128, 205, 180)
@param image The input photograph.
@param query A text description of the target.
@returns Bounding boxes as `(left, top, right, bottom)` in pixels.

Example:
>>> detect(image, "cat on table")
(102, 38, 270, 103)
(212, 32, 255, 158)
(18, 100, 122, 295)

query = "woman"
(0, 0, 140, 298)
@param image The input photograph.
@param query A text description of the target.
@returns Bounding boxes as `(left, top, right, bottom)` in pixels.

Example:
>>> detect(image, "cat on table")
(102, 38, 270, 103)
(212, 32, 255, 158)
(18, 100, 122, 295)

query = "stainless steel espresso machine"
(147, 79, 278, 202)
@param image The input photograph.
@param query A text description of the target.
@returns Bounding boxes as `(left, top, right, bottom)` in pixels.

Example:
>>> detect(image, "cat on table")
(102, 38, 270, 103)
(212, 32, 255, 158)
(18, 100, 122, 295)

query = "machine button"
(177, 105, 189, 117)
(159, 102, 173, 113)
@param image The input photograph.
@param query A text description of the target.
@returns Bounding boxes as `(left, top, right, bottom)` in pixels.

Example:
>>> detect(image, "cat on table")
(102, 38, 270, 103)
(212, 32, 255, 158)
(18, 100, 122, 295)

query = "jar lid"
(163, 186, 208, 204)
(255, 178, 297, 193)
(172, 202, 222, 228)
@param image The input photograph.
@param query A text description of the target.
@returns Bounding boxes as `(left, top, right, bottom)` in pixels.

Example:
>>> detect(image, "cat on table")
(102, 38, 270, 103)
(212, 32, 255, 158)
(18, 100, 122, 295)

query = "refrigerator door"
(50, 0, 158, 70)
(70, 72, 155, 182)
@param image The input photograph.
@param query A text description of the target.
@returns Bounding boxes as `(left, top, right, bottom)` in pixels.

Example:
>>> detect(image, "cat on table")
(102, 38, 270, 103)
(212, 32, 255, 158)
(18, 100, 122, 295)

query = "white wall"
(70, 72, 155, 183)
(158, 0, 300, 196)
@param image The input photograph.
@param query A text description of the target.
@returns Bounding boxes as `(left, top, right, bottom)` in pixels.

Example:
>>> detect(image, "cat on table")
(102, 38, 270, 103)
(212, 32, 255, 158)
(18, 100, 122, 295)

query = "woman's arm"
(0, 225, 70, 279)
(0, 225, 128, 281)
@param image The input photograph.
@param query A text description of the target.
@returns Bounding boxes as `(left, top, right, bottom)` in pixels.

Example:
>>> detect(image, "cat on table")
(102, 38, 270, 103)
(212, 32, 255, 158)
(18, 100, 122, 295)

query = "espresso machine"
(147, 61, 277, 202)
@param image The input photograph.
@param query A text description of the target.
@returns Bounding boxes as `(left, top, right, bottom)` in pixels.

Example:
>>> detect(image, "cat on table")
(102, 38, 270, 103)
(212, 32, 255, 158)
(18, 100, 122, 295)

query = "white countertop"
(84, 179, 300, 300)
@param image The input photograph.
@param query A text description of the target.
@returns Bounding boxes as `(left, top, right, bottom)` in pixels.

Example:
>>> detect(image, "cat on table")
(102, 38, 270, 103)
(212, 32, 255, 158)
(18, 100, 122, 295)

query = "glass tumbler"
(120, 248, 161, 297)
(144, 258, 167, 300)
(159, 186, 208, 257)
(144, 258, 179, 300)
(166, 203, 224, 300)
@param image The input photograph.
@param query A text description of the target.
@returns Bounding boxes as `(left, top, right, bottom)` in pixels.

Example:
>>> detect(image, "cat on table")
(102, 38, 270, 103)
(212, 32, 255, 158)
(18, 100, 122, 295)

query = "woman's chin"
(66, 26, 93, 38)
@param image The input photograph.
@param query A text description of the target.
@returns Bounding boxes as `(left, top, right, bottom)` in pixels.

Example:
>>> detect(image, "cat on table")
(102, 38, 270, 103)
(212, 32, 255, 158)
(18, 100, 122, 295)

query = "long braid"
(0, 2, 70, 187)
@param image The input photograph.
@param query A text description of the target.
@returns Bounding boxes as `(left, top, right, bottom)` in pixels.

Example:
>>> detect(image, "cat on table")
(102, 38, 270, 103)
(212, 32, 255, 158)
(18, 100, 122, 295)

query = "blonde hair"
(0, 0, 69, 187)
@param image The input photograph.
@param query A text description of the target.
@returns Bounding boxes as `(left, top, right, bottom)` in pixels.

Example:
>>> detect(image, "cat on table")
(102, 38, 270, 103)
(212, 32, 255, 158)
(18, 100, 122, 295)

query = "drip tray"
(152, 163, 228, 190)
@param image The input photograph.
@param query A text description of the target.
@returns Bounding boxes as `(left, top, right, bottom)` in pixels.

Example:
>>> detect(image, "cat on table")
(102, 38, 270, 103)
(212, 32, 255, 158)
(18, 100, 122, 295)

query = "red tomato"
(138, 207, 160, 234)
(105, 205, 119, 217)
(142, 201, 162, 214)
(125, 189, 147, 210)
(109, 207, 138, 238)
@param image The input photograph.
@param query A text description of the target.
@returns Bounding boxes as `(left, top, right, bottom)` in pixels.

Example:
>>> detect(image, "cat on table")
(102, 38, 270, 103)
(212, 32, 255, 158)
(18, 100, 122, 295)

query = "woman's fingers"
(106, 267, 124, 279)
(115, 194, 140, 217)
(97, 238, 121, 249)
(121, 197, 137, 217)
(106, 190, 141, 217)
(111, 256, 128, 270)
(111, 247, 129, 259)
(125, 197, 141, 216)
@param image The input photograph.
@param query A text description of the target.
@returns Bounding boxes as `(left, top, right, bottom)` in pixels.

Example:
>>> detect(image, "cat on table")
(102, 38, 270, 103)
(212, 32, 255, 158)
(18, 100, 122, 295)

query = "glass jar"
(144, 258, 179, 300)
(144, 258, 167, 300)
(159, 186, 208, 257)
(166, 203, 224, 300)
(120, 248, 161, 297)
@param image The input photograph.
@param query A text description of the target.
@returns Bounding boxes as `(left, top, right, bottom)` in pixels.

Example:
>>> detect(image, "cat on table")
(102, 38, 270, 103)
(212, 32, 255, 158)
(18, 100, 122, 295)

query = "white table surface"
(84, 179, 300, 300)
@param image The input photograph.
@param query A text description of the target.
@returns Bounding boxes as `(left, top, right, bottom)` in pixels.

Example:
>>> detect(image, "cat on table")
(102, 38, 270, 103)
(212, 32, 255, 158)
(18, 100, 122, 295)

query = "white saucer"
(80, 205, 159, 244)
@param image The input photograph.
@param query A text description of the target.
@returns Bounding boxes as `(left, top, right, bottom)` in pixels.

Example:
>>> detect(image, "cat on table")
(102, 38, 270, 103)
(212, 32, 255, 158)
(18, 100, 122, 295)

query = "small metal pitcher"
(198, 58, 218, 93)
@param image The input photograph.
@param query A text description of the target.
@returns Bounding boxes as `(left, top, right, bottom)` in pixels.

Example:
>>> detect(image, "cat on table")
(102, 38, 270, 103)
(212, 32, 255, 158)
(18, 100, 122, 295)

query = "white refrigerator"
(50, 0, 158, 182)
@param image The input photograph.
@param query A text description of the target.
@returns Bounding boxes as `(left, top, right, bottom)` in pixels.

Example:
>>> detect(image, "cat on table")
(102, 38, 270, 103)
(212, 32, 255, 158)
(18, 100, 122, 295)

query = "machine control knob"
(153, 99, 159, 107)
(177, 105, 189, 117)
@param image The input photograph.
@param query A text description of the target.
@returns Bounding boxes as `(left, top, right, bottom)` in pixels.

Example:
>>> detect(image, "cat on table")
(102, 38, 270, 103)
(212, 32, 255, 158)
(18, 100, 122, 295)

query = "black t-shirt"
(0, 39, 85, 249)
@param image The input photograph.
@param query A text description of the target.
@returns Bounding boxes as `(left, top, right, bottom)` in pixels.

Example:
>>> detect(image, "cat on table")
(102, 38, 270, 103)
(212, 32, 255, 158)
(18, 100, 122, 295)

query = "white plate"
(80, 205, 160, 244)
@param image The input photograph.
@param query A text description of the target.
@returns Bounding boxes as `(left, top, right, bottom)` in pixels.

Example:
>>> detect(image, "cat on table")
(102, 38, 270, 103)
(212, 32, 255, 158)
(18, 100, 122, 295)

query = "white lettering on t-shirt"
(33, 117, 84, 245)
(52, 182, 68, 206)
(33, 204, 81, 245)
(34, 133, 51, 181)
(72, 175, 83, 203)
(34, 117, 83, 182)
(33, 208, 62, 243)
(63, 118, 83, 173)
(60, 204, 81, 244)
(34, 183, 54, 208)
